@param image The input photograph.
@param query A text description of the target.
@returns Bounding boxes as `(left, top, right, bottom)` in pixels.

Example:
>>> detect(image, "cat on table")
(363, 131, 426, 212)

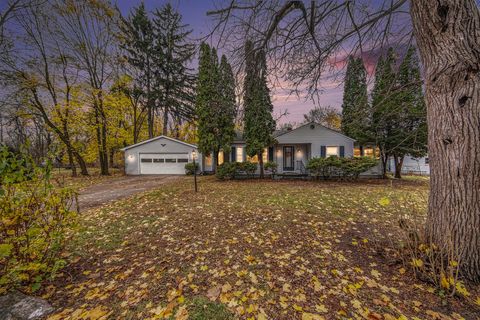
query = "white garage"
(121, 136, 201, 175)
(139, 153, 189, 175)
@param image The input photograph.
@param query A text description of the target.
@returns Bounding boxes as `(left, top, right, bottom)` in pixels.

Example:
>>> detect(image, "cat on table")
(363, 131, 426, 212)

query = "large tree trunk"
(411, 0, 480, 281)
(393, 155, 404, 179)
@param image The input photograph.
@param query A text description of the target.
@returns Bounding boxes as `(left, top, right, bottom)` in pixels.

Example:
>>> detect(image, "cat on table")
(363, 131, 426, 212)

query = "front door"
(283, 146, 294, 171)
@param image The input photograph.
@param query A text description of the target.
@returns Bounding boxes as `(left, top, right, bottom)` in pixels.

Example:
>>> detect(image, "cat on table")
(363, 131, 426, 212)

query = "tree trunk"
(394, 155, 404, 179)
(212, 151, 217, 173)
(163, 107, 169, 136)
(411, 0, 480, 281)
(258, 152, 264, 178)
(380, 150, 389, 179)
(67, 146, 76, 177)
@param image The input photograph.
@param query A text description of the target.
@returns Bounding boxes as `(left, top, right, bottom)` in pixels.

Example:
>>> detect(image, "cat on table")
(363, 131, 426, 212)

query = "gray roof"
(120, 135, 198, 151)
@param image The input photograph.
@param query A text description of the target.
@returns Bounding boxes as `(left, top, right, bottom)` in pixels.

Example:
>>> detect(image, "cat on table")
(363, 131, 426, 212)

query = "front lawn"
(44, 177, 479, 319)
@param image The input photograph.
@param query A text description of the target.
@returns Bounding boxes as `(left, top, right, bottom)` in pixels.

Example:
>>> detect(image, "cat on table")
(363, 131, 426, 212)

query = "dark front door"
(283, 146, 294, 171)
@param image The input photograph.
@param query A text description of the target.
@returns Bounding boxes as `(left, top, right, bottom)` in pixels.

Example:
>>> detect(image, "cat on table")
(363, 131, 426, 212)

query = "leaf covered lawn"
(44, 176, 479, 319)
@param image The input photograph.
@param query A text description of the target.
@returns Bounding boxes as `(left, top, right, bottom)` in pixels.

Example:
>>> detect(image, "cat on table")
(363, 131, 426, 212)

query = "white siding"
(123, 137, 201, 175)
(276, 123, 355, 159)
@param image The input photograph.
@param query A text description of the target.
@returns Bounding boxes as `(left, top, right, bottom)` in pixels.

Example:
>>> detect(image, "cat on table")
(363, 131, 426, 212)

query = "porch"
(273, 144, 311, 174)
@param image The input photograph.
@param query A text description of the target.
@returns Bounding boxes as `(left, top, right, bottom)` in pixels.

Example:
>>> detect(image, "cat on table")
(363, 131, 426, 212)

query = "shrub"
(264, 161, 278, 173)
(216, 161, 258, 179)
(216, 162, 238, 180)
(239, 161, 257, 177)
(0, 146, 78, 293)
(307, 156, 377, 180)
(184, 162, 199, 175)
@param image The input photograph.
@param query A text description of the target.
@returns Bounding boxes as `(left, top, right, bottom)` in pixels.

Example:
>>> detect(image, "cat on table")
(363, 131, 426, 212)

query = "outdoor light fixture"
(127, 154, 135, 162)
(192, 149, 198, 192)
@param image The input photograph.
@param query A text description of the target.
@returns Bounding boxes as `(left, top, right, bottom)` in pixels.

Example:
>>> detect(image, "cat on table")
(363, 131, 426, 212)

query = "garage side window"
(141, 158, 152, 163)
(177, 158, 188, 163)
(153, 158, 164, 163)
(165, 158, 176, 163)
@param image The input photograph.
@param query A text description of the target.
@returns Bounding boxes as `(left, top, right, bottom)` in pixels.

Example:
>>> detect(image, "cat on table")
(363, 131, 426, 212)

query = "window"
(354, 148, 361, 157)
(218, 151, 224, 165)
(326, 146, 339, 157)
(165, 158, 176, 163)
(177, 158, 188, 163)
(262, 148, 268, 163)
(205, 155, 212, 166)
(236, 147, 244, 162)
(141, 158, 152, 163)
(153, 158, 164, 163)
(425, 157, 429, 165)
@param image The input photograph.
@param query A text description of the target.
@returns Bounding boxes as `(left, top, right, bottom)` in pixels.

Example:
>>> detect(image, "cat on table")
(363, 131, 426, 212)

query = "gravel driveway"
(77, 175, 180, 210)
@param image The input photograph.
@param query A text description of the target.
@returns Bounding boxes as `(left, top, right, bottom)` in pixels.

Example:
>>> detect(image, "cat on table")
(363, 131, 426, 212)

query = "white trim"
(120, 135, 198, 151)
(275, 122, 356, 142)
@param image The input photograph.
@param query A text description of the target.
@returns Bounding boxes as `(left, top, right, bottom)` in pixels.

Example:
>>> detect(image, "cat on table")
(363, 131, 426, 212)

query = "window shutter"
(339, 146, 345, 158)
(320, 146, 326, 158)
(268, 146, 274, 162)
(231, 147, 236, 162)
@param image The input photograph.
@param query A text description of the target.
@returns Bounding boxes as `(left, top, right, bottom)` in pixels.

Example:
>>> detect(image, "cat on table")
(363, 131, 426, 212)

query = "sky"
(116, 0, 344, 125)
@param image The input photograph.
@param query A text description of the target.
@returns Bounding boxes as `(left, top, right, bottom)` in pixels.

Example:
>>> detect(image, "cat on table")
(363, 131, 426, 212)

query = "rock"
(0, 291, 53, 320)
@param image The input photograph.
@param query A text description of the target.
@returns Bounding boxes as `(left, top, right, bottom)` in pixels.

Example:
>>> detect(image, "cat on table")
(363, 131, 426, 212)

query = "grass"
(51, 167, 123, 191)
(43, 176, 479, 320)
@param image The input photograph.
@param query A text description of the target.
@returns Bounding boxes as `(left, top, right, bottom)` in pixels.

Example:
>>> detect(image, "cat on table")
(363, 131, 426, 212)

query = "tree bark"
(411, 0, 480, 281)
(258, 152, 264, 178)
(163, 106, 169, 136)
(393, 155, 404, 179)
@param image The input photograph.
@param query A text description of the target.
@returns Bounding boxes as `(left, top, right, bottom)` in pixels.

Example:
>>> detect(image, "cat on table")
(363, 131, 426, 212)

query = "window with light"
(326, 146, 339, 157)
(236, 147, 244, 162)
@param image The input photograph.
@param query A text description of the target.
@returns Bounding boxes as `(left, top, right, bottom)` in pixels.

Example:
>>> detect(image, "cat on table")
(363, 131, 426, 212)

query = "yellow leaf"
(475, 296, 480, 306)
(175, 305, 189, 320)
(371, 269, 381, 279)
(315, 304, 328, 313)
(302, 312, 325, 320)
(293, 304, 303, 312)
(411, 259, 424, 268)
(378, 197, 390, 206)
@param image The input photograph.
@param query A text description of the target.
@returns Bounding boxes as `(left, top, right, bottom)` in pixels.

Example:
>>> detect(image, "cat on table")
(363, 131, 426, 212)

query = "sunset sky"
(116, 0, 346, 125)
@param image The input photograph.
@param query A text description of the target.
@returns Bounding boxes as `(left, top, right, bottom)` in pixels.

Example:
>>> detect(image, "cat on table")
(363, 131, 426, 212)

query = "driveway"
(78, 175, 180, 210)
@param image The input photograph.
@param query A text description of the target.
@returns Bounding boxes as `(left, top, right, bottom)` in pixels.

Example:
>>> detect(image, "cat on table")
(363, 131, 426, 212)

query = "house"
(121, 136, 202, 175)
(121, 122, 365, 175)
(203, 122, 358, 174)
(388, 155, 430, 175)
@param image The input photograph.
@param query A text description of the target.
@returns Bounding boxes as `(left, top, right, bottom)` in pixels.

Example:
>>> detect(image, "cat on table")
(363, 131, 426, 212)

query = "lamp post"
(192, 149, 198, 192)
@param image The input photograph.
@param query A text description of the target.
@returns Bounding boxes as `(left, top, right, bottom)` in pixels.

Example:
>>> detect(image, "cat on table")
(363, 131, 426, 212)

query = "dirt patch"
(77, 175, 180, 210)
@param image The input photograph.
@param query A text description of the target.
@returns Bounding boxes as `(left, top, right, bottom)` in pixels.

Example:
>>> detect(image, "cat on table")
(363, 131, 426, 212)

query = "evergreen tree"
(195, 43, 236, 172)
(152, 4, 196, 135)
(119, 3, 157, 138)
(218, 54, 237, 159)
(341, 56, 370, 144)
(390, 47, 427, 178)
(371, 48, 397, 178)
(243, 41, 276, 178)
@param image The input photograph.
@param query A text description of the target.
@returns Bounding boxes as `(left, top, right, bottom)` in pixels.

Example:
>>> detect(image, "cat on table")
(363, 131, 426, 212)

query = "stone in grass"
(0, 291, 53, 320)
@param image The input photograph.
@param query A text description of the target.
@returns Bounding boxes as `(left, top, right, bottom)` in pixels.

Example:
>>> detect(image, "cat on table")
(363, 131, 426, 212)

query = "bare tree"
(0, 1, 89, 175)
(53, 0, 120, 175)
(207, 0, 480, 281)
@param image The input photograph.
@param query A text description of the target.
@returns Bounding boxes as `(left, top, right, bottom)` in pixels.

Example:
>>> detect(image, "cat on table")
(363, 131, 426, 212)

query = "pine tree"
(243, 41, 276, 178)
(371, 48, 397, 178)
(217, 54, 237, 159)
(390, 47, 427, 178)
(341, 56, 369, 144)
(152, 4, 195, 135)
(195, 43, 236, 172)
(119, 3, 157, 138)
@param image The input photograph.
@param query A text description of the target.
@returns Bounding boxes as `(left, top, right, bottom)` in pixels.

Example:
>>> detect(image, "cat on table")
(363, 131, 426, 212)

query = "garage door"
(139, 153, 189, 174)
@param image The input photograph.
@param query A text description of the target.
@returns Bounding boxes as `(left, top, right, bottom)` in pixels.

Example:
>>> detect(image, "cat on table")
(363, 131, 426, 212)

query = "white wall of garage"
(122, 136, 202, 175)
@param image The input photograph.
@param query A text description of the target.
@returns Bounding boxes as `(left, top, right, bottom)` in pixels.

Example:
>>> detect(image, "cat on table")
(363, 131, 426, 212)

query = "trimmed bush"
(216, 162, 238, 180)
(264, 161, 278, 173)
(0, 146, 78, 293)
(307, 156, 377, 180)
(184, 162, 199, 175)
(216, 161, 258, 180)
